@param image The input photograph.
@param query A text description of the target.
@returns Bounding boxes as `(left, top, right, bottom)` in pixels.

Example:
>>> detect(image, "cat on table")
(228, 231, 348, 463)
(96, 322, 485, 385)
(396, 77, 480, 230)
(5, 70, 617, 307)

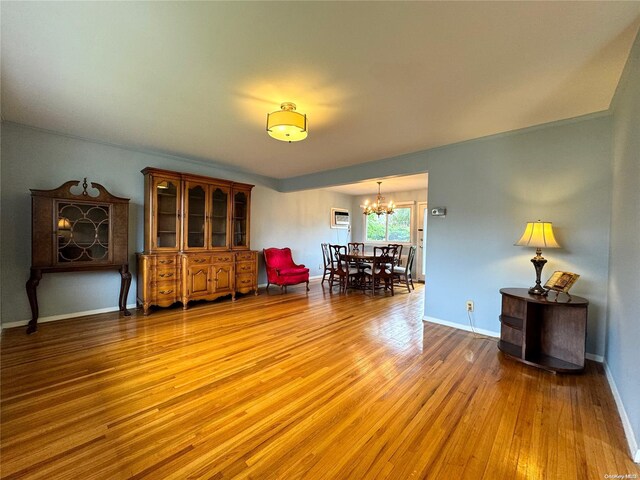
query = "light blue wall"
(282, 114, 613, 357)
(423, 115, 612, 356)
(0, 123, 352, 324)
(608, 31, 640, 457)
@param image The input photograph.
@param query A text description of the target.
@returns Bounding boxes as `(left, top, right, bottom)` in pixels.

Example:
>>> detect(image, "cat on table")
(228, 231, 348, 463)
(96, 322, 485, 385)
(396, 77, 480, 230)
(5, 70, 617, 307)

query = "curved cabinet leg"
(25, 269, 42, 334)
(119, 265, 132, 316)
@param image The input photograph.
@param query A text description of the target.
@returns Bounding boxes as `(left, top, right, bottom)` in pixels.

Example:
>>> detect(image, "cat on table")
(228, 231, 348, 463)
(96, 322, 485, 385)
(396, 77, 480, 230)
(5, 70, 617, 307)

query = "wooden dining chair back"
(320, 243, 334, 285)
(365, 245, 399, 296)
(347, 242, 365, 255)
(346, 242, 368, 270)
(328, 244, 358, 292)
(387, 244, 403, 265)
(393, 245, 416, 292)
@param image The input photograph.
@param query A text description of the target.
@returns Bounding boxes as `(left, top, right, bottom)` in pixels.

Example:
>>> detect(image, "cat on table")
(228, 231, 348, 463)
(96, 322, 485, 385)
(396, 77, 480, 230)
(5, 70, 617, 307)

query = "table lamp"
(515, 220, 560, 295)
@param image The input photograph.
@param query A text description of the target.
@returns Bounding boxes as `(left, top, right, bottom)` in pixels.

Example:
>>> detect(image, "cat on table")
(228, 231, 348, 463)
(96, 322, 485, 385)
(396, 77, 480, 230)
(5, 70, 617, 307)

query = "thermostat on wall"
(431, 207, 446, 217)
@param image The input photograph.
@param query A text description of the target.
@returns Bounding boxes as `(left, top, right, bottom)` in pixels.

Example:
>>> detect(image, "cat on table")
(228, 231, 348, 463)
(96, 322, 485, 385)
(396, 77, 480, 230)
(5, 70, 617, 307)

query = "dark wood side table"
(498, 288, 588, 373)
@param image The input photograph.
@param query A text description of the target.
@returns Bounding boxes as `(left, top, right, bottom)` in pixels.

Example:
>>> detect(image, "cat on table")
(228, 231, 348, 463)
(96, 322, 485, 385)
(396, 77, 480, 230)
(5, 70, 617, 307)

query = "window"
(365, 206, 412, 242)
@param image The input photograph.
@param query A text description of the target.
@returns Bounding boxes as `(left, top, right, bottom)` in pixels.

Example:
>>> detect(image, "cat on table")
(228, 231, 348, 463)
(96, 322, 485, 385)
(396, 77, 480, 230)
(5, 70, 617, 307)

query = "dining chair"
(347, 242, 369, 272)
(393, 245, 416, 293)
(329, 244, 359, 292)
(388, 244, 403, 266)
(320, 243, 335, 285)
(364, 245, 398, 296)
(347, 242, 365, 255)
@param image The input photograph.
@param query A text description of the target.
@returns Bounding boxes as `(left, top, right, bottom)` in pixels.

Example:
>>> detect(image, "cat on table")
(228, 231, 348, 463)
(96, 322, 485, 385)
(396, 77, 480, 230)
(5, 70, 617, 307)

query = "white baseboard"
(602, 360, 640, 463)
(585, 353, 604, 363)
(422, 315, 500, 338)
(2, 303, 138, 330)
(258, 275, 323, 289)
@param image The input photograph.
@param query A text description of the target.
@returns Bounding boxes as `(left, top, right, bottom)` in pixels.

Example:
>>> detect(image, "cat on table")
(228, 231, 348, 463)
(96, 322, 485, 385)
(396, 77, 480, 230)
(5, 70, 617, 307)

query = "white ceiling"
(2, 2, 639, 180)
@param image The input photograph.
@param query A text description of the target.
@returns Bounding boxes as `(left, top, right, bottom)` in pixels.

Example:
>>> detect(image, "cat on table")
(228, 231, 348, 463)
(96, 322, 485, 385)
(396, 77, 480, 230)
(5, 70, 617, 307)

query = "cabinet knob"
(159, 289, 173, 295)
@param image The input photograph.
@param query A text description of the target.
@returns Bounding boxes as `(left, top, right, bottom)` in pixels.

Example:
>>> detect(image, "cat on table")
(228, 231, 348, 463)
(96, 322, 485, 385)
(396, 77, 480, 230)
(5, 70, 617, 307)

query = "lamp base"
(529, 251, 548, 296)
(528, 285, 548, 296)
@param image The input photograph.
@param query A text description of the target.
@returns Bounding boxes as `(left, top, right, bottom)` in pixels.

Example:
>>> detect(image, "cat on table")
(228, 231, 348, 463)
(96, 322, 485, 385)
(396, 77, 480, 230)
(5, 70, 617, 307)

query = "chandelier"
(363, 181, 395, 216)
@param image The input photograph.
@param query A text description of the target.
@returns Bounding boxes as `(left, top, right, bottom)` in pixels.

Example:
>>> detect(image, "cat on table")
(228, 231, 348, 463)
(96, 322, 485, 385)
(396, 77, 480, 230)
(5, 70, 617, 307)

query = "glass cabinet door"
(185, 182, 207, 249)
(153, 177, 180, 249)
(232, 190, 249, 248)
(56, 201, 111, 264)
(209, 186, 229, 248)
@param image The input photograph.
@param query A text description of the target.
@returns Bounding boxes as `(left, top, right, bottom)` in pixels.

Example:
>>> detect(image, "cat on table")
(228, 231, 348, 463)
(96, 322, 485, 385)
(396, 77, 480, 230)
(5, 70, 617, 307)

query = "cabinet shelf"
(497, 340, 521, 358)
(499, 314, 523, 331)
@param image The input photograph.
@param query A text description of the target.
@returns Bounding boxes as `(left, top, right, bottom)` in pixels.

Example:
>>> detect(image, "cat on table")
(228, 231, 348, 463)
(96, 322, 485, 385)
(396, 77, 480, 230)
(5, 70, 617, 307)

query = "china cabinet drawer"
(186, 255, 211, 266)
(154, 268, 178, 281)
(212, 253, 234, 263)
(236, 251, 255, 262)
(155, 255, 179, 267)
(236, 261, 254, 274)
(235, 273, 255, 287)
(151, 282, 179, 301)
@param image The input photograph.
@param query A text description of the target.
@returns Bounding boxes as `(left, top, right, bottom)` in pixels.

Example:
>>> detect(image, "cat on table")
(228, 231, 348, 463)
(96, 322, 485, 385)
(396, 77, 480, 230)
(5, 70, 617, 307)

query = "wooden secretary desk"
(136, 167, 258, 314)
(27, 179, 131, 334)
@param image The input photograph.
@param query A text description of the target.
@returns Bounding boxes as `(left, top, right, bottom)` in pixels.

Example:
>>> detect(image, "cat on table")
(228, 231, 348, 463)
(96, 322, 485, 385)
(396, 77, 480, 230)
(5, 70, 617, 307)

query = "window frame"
(362, 202, 414, 244)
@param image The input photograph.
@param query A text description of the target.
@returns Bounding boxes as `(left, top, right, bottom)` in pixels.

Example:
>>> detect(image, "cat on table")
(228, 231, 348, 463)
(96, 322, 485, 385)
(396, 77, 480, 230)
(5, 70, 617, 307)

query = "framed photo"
(330, 208, 349, 229)
(544, 271, 580, 294)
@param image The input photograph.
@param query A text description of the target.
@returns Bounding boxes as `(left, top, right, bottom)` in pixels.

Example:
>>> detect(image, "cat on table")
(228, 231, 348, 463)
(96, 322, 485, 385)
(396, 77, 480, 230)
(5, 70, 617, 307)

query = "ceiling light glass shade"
(515, 221, 560, 248)
(266, 102, 307, 142)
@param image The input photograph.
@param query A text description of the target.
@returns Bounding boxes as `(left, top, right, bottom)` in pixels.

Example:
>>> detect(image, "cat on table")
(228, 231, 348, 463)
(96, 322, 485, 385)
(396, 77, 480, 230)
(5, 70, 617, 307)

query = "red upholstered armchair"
(263, 248, 310, 292)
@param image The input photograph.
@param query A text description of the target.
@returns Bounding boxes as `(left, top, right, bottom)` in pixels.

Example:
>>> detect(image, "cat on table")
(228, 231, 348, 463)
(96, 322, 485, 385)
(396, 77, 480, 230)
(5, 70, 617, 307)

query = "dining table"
(338, 252, 374, 291)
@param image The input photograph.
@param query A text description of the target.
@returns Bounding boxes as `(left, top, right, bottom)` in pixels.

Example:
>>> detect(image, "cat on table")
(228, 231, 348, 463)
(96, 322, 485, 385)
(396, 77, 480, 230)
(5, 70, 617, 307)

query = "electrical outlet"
(466, 300, 474, 312)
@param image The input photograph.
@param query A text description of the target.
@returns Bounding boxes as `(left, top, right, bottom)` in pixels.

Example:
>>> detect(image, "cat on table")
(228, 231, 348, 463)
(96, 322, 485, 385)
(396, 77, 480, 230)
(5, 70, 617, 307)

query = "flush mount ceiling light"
(266, 102, 307, 143)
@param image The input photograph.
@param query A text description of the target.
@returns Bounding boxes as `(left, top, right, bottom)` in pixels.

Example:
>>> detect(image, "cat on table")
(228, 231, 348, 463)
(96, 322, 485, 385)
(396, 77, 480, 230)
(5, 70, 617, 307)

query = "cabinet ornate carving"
(136, 167, 258, 314)
(26, 179, 131, 334)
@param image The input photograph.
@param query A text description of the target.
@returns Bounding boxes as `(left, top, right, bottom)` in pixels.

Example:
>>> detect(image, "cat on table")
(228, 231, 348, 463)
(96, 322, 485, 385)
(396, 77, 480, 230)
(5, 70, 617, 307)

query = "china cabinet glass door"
(56, 201, 111, 263)
(209, 187, 229, 248)
(185, 183, 206, 249)
(153, 177, 180, 249)
(232, 191, 248, 248)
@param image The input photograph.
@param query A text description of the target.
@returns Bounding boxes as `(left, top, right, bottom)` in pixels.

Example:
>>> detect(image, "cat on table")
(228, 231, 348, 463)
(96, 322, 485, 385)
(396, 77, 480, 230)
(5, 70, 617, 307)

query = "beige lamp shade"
(515, 221, 560, 248)
(266, 102, 308, 142)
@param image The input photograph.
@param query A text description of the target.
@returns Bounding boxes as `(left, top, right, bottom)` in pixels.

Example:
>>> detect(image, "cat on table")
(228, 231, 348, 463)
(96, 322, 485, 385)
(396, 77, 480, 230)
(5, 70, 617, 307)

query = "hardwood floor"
(1, 281, 638, 479)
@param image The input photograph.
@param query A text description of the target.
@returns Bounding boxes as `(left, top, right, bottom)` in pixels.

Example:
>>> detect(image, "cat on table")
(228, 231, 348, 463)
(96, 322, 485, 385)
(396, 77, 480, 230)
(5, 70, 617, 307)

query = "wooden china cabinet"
(136, 167, 258, 314)
(26, 179, 131, 334)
